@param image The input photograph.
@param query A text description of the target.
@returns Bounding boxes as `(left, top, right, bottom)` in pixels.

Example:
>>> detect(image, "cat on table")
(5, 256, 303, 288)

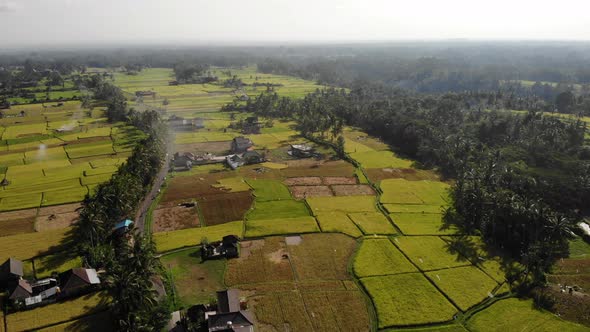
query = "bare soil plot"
(288, 233, 357, 280)
(281, 160, 355, 178)
(283, 176, 322, 186)
(0, 216, 35, 237)
(37, 203, 81, 216)
(0, 208, 38, 221)
(199, 191, 254, 226)
(289, 185, 333, 199)
(162, 173, 229, 202)
(322, 176, 357, 185)
(152, 205, 200, 232)
(225, 237, 294, 286)
(331, 184, 375, 196)
(35, 212, 78, 231)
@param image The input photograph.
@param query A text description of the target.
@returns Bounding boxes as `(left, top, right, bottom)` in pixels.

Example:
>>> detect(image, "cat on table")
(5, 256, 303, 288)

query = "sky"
(0, 0, 589, 46)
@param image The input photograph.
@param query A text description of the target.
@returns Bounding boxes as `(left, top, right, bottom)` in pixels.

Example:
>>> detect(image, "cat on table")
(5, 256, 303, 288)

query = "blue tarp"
(113, 219, 133, 230)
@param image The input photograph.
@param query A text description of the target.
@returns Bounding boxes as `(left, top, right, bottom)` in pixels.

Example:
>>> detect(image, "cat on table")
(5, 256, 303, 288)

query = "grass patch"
(348, 212, 397, 235)
(5, 292, 110, 331)
(160, 247, 225, 307)
(246, 178, 292, 201)
(212, 177, 251, 192)
(37, 311, 114, 332)
(350, 150, 413, 169)
(466, 298, 588, 331)
(245, 216, 319, 237)
(569, 237, 590, 258)
(316, 212, 363, 237)
(153, 221, 244, 253)
(393, 236, 471, 271)
(425, 266, 498, 311)
(361, 273, 457, 327)
(34, 254, 83, 279)
(353, 238, 418, 277)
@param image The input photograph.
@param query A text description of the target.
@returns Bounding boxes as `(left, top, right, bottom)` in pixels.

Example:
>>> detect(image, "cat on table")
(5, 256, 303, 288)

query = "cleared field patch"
(225, 237, 294, 285)
(36, 211, 78, 232)
(175, 141, 231, 155)
(366, 167, 441, 183)
(307, 195, 377, 214)
(331, 184, 375, 196)
(361, 273, 457, 328)
(284, 176, 323, 186)
(348, 212, 397, 235)
(288, 233, 357, 280)
(5, 292, 109, 332)
(245, 178, 292, 201)
(246, 199, 309, 220)
(316, 212, 362, 237)
(425, 266, 498, 311)
(281, 160, 355, 178)
(198, 191, 253, 225)
(390, 213, 457, 235)
(289, 185, 333, 199)
(0, 216, 35, 237)
(353, 238, 418, 277)
(153, 220, 243, 253)
(245, 216, 319, 237)
(153, 205, 200, 232)
(380, 179, 450, 206)
(466, 298, 588, 332)
(393, 236, 471, 271)
(160, 247, 225, 306)
(350, 150, 413, 169)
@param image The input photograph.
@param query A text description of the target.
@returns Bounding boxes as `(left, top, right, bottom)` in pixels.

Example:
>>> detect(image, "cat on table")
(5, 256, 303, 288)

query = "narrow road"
(135, 133, 174, 233)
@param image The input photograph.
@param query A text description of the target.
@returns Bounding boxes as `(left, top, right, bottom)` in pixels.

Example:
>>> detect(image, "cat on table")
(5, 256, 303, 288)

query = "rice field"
(361, 273, 458, 327)
(348, 212, 397, 235)
(353, 238, 418, 277)
(316, 211, 363, 237)
(245, 216, 320, 237)
(153, 220, 244, 252)
(392, 236, 471, 271)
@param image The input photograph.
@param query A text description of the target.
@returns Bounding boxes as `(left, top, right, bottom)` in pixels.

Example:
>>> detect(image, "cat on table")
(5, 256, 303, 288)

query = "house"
(201, 235, 240, 261)
(242, 117, 261, 134)
(173, 152, 196, 171)
(0, 257, 24, 287)
(231, 137, 253, 154)
(226, 154, 244, 170)
(242, 151, 263, 165)
(8, 279, 33, 305)
(113, 219, 133, 236)
(289, 144, 315, 158)
(135, 90, 156, 97)
(207, 289, 254, 332)
(58, 268, 101, 297)
(169, 115, 205, 131)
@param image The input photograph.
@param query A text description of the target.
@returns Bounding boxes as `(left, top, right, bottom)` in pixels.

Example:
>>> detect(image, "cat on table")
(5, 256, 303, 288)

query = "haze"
(0, 0, 589, 46)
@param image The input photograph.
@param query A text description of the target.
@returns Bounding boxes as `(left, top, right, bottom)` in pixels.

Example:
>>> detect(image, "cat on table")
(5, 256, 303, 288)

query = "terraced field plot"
(154, 220, 244, 252)
(353, 238, 418, 277)
(390, 212, 457, 235)
(425, 266, 498, 311)
(316, 211, 363, 237)
(466, 298, 588, 331)
(361, 273, 458, 327)
(392, 236, 471, 271)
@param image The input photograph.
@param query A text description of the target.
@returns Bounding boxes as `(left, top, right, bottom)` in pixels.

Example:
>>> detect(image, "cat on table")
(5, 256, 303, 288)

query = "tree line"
(73, 78, 171, 331)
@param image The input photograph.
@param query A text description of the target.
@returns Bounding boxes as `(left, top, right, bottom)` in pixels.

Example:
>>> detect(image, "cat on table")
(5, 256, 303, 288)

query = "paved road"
(135, 134, 174, 233)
